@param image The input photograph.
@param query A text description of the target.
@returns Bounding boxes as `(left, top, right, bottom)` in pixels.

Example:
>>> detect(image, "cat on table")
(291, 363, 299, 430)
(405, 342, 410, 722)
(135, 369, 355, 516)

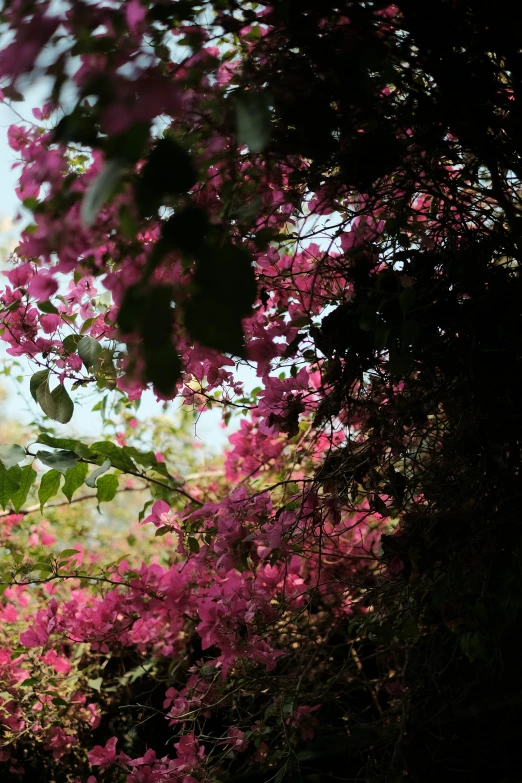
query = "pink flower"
(385, 680, 405, 698)
(0, 14, 60, 79)
(254, 742, 269, 762)
(126, 0, 147, 35)
(142, 500, 172, 528)
(20, 599, 59, 647)
(39, 313, 60, 333)
(27, 273, 58, 302)
(4, 262, 33, 288)
(88, 736, 119, 768)
(173, 733, 205, 769)
(42, 648, 71, 674)
(7, 125, 33, 152)
(44, 726, 77, 759)
(220, 726, 248, 752)
(101, 74, 181, 135)
(287, 705, 320, 741)
(388, 555, 404, 576)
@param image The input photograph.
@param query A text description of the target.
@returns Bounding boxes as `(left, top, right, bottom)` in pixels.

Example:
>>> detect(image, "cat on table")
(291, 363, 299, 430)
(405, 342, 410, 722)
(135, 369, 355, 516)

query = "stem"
(0, 485, 145, 518)
(25, 450, 203, 507)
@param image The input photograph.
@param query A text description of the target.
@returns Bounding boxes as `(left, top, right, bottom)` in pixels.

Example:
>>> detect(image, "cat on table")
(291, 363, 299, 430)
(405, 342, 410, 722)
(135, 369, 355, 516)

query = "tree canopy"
(1, 1, 522, 781)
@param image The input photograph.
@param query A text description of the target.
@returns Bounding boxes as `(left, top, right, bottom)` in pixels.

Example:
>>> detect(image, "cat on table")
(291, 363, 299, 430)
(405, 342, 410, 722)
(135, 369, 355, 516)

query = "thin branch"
(185, 470, 226, 481)
(25, 450, 204, 507)
(0, 485, 145, 519)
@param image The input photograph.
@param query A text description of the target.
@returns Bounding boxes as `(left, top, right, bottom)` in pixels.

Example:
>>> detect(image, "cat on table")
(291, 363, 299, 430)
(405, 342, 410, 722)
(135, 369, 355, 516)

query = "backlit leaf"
(37, 434, 92, 460)
(30, 370, 50, 403)
(236, 91, 272, 153)
(90, 442, 137, 473)
(11, 465, 37, 513)
(77, 336, 102, 369)
(0, 463, 21, 509)
(38, 469, 62, 512)
(62, 462, 89, 502)
(51, 384, 74, 424)
(36, 450, 80, 475)
(0, 444, 26, 469)
(81, 157, 125, 227)
(96, 473, 119, 503)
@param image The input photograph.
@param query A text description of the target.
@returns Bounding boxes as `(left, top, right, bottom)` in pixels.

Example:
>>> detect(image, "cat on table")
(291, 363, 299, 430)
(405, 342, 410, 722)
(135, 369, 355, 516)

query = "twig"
(25, 449, 203, 507)
(0, 485, 145, 518)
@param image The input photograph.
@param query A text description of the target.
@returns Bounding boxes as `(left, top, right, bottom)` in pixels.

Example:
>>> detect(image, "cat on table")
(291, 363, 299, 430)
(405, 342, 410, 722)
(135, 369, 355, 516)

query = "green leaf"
(122, 447, 171, 480)
(234, 194, 261, 222)
(62, 462, 89, 502)
(121, 447, 157, 469)
(117, 284, 182, 396)
(80, 317, 97, 335)
(90, 442, 137, 473)
(0, 463, 21, 509)
(119, 204, 139, 239)
(85, 459, 111, 488)
(296, 750, 321, 762)
(38, 469, 62, 512)
(81, 157, 126, 227)
(253, 227, 282, 250)
(235, 91, 272, 153)
(0, 444, 26, 469)
(1, 300, 20, 314)
(35, 375, 56, 419)
(138, 499, 153, 523)
(150, 482, 174, 503)
(59, 548, 81, 559)
(273, 767, 286, 783)
(87, 677, 103, 692)
(188, 536, 200, 553)
(116, 284, 146, 334)
(142, 286, 174, 347)
(20, 677, 39, 688)
(136, 137, 198, 217)
(106, 122, 150, 164)
(37, 434, 92, 460)
(388, 343, 412, 376)
(160, 207, 208, 256)
(151, 462, 171, 480)
(62, 334, 82, 354)
(36, 450, 80, 475)
(30, 369, 50, 403)
(399, 286, 416, 313)
(96, 473, 119, 503)
(289, 316, 310, 328)
(77, 336, 102, 369)
(155, 526, 171, 536)
(11, 466, 37, 513)
(33, 562, 53, 574)
(53, 106, 100, 147)
(51, 384, 74, 424)
(401, 319, 421, 346)
(185, 292, 248, 355)
(144, 340, 182, 397)
(184, 242, 256, 356)
(374, 322, 391, 351)
(37, 300, 59, 315)
(2, 86, 24, 102)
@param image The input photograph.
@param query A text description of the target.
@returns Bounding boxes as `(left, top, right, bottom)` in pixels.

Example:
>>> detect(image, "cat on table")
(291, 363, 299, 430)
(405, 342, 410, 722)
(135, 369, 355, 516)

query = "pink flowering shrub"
(0, 1, 430, 780)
